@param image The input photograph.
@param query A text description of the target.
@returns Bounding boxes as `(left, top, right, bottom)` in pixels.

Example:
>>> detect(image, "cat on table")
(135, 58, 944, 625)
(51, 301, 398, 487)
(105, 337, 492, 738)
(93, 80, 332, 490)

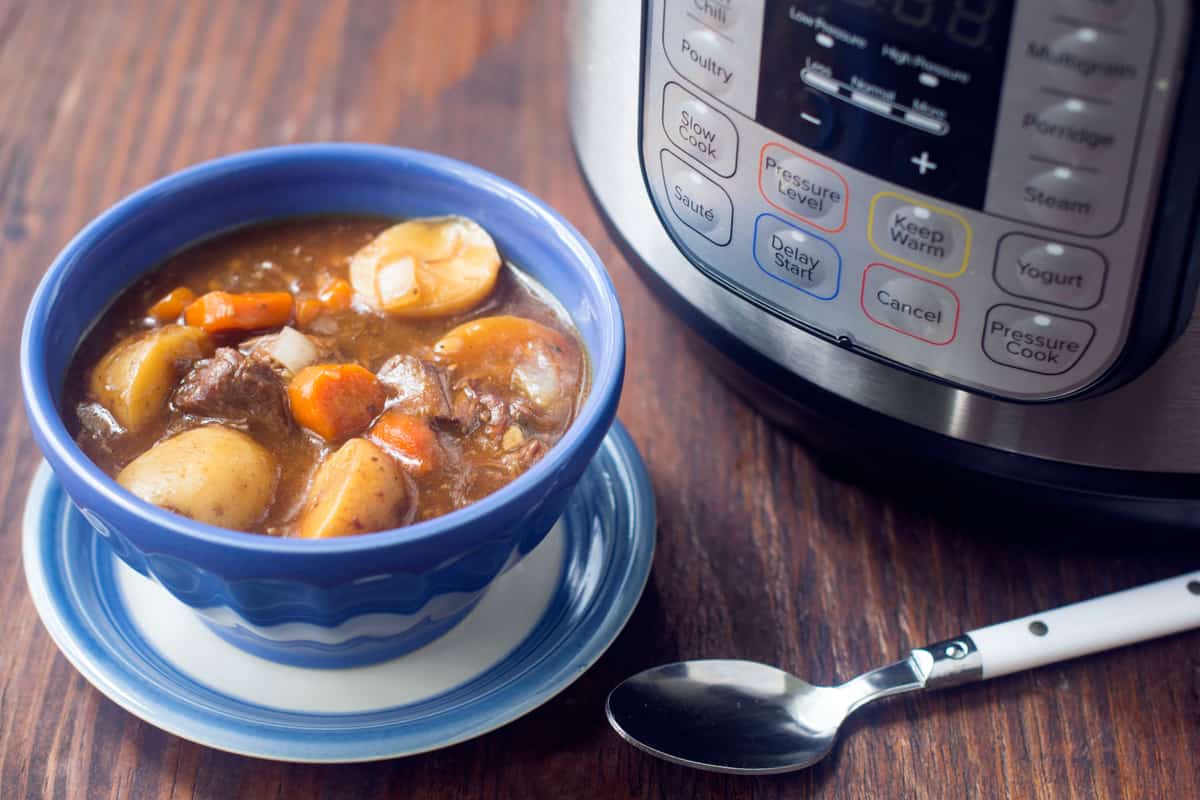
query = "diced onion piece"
(262, 326, 320, 375)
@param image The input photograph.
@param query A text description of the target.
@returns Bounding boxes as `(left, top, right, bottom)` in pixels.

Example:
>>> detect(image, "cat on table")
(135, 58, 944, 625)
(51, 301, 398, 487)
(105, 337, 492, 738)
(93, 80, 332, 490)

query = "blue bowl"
(20, 144, 625, 668)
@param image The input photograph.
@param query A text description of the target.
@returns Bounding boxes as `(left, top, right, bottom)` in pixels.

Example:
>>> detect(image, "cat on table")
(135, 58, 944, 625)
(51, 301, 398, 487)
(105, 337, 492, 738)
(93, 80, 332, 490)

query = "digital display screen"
(755, 0, 1016, 208)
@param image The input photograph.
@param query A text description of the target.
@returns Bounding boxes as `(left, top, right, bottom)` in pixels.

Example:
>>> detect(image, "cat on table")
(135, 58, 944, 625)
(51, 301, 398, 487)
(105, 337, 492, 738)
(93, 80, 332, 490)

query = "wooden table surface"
(2, 2, 1198, 798)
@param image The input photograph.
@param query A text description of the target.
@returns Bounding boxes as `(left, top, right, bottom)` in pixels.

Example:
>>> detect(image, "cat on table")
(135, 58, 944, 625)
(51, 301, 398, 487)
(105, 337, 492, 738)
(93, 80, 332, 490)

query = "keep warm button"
(982, 304, 1095, 375)
(861, 263, 959, 345)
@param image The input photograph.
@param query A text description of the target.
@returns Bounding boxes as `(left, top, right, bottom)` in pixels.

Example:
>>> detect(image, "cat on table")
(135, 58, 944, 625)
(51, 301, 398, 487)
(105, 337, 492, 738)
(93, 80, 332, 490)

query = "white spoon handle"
(966, 571, 1200, 680)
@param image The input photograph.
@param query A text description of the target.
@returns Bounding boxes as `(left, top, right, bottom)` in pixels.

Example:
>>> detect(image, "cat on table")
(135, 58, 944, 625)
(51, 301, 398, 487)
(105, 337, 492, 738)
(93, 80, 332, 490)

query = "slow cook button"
(752, 214, 840, 300)
(860, 263, 960, 345)
(994, 233, 1107, 309)
(660, 149, 732, 245)
(663, 82, 739, 177)
(671, 28, 736, 97)
(982, 304, 1096, 375)
(759, 143, 848, 232)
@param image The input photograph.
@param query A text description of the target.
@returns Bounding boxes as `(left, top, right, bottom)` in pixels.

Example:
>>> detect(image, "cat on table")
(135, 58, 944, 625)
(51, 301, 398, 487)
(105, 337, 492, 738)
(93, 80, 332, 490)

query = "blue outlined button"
(752, 213, 841, 300)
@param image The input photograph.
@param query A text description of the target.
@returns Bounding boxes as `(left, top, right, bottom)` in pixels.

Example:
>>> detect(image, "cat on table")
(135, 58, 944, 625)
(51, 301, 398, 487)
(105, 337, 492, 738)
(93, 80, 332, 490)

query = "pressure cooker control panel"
(639, 0, 1192, 400)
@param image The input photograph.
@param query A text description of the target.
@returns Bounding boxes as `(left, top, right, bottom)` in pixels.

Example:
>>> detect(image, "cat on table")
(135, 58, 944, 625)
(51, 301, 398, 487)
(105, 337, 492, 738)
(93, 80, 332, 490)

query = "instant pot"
(568, 0, 1200, 526)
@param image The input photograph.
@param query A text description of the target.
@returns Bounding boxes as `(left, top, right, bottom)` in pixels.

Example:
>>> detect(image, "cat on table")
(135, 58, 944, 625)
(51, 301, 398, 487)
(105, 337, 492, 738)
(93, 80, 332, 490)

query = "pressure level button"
(759, 143, 848, 232)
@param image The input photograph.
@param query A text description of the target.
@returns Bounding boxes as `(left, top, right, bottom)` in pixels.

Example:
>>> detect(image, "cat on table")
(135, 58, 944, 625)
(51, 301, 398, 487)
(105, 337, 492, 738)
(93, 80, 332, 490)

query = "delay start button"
(752, 213, 840, 300)
(860, 263, 959, 345)
(982, 304, 1096, 375)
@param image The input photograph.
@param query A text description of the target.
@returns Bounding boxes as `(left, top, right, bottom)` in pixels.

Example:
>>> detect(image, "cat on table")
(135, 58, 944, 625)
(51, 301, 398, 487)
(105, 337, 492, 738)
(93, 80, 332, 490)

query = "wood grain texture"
(1, 1, 1198, 797)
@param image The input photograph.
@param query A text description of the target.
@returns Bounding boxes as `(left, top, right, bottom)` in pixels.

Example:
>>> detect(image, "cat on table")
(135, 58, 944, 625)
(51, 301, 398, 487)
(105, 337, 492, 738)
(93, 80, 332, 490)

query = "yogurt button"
(994, 234, 1107, 309)
(752, 216, 840, 299)
(661, 150, 732, 245)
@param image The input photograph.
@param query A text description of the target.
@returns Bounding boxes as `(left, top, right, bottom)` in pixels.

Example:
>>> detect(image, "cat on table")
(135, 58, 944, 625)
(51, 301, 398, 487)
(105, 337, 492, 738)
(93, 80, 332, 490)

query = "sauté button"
(663, 82, 739, 177)
(982, 304, 1095, 375)
(868, 192, 970, 278)
(752, 214, 840, 300)
(661, 149, 732, 245)
(759, 143, 848, 232)
(671, 28, 735, 97)
(860, 263, 960, 345)
(994, 234, 1107, 309)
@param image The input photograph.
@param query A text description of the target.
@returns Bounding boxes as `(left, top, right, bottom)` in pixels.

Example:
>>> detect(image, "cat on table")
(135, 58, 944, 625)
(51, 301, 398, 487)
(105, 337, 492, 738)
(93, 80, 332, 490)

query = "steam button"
(1022, 167, 1102, 234)
(660, 149, 732, 245)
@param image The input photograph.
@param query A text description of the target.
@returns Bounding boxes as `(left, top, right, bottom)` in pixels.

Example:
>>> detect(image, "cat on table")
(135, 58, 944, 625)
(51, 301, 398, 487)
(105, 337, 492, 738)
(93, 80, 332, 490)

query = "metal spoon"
(607, 571, 1200, 775)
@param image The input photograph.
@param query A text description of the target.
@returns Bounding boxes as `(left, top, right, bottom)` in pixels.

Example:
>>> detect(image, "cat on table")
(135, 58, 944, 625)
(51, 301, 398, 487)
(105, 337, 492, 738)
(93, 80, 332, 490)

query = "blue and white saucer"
(23, 422, 655, 762)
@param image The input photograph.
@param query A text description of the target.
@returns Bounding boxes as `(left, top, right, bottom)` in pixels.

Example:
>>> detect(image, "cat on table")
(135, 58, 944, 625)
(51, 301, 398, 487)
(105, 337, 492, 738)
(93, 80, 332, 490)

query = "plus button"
(909, 151, 938, 175)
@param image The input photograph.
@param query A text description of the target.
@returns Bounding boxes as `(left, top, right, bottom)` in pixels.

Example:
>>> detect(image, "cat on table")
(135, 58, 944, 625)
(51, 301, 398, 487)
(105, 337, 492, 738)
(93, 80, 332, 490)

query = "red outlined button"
(758, 143, 849, 233)
(860, 263, 960, 346)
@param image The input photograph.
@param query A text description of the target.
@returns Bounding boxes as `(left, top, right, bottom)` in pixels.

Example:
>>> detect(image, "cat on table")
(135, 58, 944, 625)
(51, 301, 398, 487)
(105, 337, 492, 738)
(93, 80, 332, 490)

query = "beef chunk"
(173, 348, 290, 434)
(377, 355, 453, 419)
(501, 437, 546, 472)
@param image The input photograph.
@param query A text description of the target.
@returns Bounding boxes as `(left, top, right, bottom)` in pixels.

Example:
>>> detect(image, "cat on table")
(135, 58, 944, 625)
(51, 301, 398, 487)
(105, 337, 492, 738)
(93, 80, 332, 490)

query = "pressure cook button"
(671, 28, 735, 97)
(662, 82, 739, 177)
(752, 214, 840, 300)
(1022, 167, 1100, 234)
(1023, 99, 1118, 168)
(868, 192, 971, 278)
(759, 143, 848, 232)
(661, 149, 732, 245)
(1025, 28, 1138, 96)
(982, 304, 1096, 375)
(1054, 0, 1134, 24)
(860, 263, 960, 346)
(994, 234, 1107, 310)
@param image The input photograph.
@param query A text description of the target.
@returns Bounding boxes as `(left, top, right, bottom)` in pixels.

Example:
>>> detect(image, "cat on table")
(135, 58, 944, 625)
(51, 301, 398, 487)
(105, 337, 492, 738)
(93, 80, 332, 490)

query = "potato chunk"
(349, 216, 501, 318)
(297, 438, 410, 539)
(89, 325, 213, 432)
(116, 425, 277, 529)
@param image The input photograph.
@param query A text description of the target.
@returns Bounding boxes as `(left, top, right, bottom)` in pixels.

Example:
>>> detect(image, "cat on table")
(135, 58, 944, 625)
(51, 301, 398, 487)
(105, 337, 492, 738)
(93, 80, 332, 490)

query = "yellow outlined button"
(868, 191, 971, 278)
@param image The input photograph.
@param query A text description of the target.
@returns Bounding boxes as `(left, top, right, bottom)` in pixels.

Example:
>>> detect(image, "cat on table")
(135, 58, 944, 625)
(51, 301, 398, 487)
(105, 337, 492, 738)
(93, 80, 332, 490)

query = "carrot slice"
(146, 287, 196, 323)
(295, 297, 324, 327)
(370, 410, 440, 475)
(318, 277, 353, 311)
(288, 363, 386, 441)
(183, 291, 294, 334)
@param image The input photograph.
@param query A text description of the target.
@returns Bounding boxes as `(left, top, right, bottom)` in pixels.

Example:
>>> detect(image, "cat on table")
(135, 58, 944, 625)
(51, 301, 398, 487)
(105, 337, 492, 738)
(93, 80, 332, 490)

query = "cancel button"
(860, 263, 959, 345)
(982, 304, 1095, 375)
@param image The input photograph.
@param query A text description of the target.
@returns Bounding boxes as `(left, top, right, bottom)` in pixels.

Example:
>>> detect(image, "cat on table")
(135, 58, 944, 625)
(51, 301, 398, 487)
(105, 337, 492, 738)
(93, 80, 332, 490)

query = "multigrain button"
(994, 234, 1107, 309)
(1023, 99, 1118, 167)
(660, 149, 732, 245)
(1054, 0, 1134, 24)
(752, 214, 840, 300)
(868, 192, 970, 278)
(759, 143, 848, 232)
(860, 263, 959, 345)
(672, 28, 735, 97)
(1023, 167, 1099, 233)
(1024, 28, 1139, 96)
(983, 304, 1095, 375)
(663, 82, 739, 177)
